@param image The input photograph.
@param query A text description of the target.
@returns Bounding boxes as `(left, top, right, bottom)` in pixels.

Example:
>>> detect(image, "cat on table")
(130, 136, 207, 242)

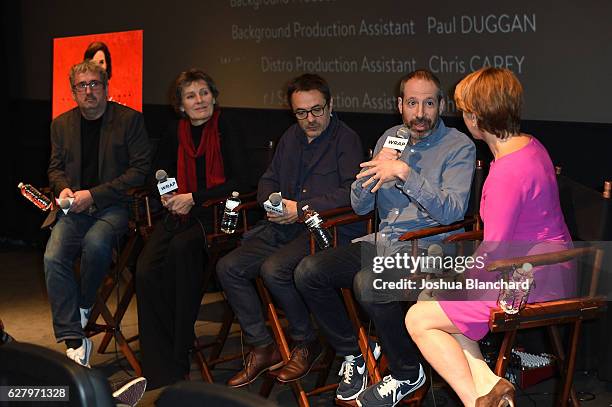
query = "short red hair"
(455, 67, 522, 139)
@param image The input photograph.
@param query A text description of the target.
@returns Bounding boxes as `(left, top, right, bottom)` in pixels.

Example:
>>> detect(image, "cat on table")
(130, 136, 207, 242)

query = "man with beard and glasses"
(43, 60, 150, 375)
(216, 73, 363, 388)
(292, 70, 475, 407)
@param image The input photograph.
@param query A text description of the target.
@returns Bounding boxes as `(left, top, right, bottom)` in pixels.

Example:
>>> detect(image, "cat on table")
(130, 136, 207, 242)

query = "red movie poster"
(52, 30, 143, 119)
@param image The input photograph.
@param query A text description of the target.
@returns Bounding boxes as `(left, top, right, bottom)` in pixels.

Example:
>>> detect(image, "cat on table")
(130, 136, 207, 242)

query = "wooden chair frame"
(193, 139, 278, 381)
(83, 188, 153, 376)
(327, 160, 487, 406)
(192, 191, 261, 382)
(446, 228, 606, 407)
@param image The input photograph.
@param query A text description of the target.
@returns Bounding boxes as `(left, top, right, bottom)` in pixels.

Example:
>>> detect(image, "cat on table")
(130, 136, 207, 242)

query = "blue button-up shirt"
(351, 120, 476, 250)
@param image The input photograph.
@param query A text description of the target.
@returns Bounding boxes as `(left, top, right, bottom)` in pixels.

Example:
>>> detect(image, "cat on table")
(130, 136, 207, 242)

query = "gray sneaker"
(112, 377, 147, 407)
(336, 342, 382, 401)
(356, 365, 426, 407)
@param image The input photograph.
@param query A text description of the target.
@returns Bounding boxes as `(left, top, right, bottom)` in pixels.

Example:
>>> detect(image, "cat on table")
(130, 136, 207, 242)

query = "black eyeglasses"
(294, 102, 327, 120)
(73, 80, 104, 94)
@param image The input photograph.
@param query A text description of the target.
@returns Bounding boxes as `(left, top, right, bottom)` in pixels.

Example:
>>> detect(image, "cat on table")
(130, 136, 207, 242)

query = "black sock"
(65, 339, 82, 349)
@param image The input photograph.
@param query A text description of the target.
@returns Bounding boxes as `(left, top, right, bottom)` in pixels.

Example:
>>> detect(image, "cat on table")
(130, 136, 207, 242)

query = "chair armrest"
(201, 196, 227, 208)
(399, 218, 475, 241)
(322, 212, 373, 229)
(443, 229, 484, 243)
(489, 295, 607, 332)
(319, 206, 355, 219)
(201, 191, 258, 209)
(235, 201, 260, 212)
(126, 186, 151, 199)
(485, 247, 598, 273)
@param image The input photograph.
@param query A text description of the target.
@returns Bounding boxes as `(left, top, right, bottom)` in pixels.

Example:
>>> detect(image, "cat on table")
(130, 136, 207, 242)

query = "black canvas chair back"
(557, 174, 612, 241)
(466, 159, 486, 227)
(0, 341, 114, 407)
(556, 175, 612, 380)
(155, 381, 278, 407)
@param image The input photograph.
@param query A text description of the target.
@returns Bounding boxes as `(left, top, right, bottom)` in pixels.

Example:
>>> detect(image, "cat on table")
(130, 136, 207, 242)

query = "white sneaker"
(80, 307, 92, 329)
(66, 337, 92, 368)
(336, 342, 382, 401)
(356, 365, 426, 407)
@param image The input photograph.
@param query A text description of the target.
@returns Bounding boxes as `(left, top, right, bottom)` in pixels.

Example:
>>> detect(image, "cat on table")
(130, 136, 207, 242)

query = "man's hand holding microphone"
(264, 192, 299, 225)
(58, 188, 93, 214)
(357, 126, 411, 192)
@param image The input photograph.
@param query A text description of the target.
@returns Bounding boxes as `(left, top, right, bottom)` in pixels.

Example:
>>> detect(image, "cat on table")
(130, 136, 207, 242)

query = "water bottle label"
(305, 214, 322, 228)
(225, 199, 240, 211)
(20, 184, 52, 211)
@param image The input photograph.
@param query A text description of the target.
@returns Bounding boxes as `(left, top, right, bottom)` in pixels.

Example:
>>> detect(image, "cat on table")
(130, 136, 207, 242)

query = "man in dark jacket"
(44, 60, 150, 368)
(217, 74, 363, 387)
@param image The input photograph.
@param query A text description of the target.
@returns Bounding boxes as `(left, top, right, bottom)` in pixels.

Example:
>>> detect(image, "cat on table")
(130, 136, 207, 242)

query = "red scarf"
(177, 109, 226, 194)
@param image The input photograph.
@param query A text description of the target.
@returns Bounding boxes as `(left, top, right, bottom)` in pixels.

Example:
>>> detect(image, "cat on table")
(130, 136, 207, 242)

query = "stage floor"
(1, 245, 611, 406)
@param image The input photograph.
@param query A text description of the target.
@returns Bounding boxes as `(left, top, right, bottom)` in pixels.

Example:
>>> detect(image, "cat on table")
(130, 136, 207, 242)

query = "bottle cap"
(522, 262, 533, 272)
(231, 191, 239, 198)
(17, 182, 24, 189)
(301, 205, 309, 211)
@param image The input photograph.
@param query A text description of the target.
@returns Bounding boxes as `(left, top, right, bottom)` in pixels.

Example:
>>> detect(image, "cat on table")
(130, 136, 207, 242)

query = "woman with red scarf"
(136, 69, 245, 388)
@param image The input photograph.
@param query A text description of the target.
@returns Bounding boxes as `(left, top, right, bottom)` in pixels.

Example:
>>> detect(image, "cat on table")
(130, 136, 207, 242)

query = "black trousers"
(135, 216, 207, 389)
(216, 222, 315, 347)
(295, 241, 421, 381)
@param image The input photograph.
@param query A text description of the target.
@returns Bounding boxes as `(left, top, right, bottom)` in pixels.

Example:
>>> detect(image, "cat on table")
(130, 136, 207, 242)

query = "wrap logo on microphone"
(383, 137, 408, 150)
(382, 125, 409, 151)
(155, 169, 178, 196)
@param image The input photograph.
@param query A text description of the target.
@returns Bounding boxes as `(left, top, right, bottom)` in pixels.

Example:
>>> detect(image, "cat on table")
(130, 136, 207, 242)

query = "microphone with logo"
(421, 243, 445, 275)
(155, 169, 178, 196)
(263, 192, 285, 216)
(382, 125, 409, 153)
(360, 125, 409, 185)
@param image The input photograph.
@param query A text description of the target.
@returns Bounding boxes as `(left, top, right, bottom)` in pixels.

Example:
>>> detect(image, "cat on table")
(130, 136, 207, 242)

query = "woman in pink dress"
(405, 67, 575, 406)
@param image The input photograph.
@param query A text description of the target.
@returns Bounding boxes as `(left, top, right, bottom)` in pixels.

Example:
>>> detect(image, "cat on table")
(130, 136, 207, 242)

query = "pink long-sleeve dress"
(439, 137, 576, 340)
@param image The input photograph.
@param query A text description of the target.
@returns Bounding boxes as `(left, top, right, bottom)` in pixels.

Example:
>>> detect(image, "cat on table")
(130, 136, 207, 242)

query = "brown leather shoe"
(276, 341, 324, 383)
(227, 343, 283, 388)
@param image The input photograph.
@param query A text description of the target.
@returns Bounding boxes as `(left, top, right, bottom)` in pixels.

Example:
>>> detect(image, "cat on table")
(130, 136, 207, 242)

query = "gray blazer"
(44, 102, 151, 226)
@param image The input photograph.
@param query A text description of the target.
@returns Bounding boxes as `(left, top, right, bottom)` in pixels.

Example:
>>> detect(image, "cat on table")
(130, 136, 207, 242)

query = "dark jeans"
(136, 216, 206, 389)
(294, 242, 363, 357)
(44, 207, 128, 342)
(216, 222, 315, 347)
(295, 241, 421, 380)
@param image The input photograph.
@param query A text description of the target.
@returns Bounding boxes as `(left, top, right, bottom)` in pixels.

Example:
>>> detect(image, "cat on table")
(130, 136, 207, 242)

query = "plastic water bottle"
(220, 191, 241, 234)
(18, 182, 52, 211)
(498, 263, 534, 314)
(302, 205, 332, 250)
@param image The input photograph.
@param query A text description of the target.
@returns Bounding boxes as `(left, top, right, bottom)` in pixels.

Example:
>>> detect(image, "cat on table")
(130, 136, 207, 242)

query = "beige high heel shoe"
(475, 378, 515, 407)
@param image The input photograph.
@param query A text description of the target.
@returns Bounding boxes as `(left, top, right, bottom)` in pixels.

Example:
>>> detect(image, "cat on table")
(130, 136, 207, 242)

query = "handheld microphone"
(156, 169, 178, 196)
(155, 169, 167, 183)
(422, 243, 445, 275)
(269, 192, 282, 206)
(57, 197, 74, 214)
(382, 125, 409, 152)
(263, 192, 285, 215)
